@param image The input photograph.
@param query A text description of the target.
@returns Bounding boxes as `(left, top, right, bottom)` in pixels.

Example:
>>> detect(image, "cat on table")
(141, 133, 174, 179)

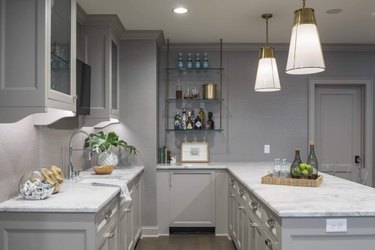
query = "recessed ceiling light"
(173, 7, 188, 14)
(326, 9, 343, 14)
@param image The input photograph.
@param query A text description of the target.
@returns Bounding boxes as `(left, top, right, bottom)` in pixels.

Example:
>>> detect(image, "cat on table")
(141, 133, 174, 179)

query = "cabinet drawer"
(95, 197, 119, 234)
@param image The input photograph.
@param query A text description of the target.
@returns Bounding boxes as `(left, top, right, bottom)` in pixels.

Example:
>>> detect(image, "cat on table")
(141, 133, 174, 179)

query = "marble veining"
(158, 162, 375, 217)
(0, 166, 144, 213)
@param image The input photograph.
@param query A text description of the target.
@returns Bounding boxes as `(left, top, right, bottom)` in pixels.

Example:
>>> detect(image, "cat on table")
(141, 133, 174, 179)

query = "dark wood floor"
(135, 235, 236, 250)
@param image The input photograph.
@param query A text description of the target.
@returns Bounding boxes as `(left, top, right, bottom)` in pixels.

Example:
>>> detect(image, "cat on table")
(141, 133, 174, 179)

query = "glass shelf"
(167, 98, 223, 103)
(167, 67, 223, 72)
(166, 129, 223, 132)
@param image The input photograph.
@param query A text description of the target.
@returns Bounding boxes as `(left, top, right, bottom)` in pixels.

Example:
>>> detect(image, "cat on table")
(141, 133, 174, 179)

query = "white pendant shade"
(254, 57, 281, 92)
(286, 18, 325, 74)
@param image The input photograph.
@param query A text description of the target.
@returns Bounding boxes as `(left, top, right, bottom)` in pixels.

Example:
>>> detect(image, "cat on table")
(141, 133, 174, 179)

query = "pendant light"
(286, 0, 325, 75)
(254, 14, 281, 92)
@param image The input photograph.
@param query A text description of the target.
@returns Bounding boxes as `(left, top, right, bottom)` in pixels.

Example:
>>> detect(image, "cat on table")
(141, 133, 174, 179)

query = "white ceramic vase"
(98, 150, 118, 166)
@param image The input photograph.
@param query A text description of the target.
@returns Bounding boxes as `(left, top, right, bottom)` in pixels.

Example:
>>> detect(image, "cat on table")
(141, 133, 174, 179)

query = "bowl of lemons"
(291, 163, 313, 178)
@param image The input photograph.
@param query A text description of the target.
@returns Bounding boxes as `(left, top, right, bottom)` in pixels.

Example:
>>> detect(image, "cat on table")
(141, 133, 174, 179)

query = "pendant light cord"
(302, 0, 306, 8)
(265, 18, 269, 46)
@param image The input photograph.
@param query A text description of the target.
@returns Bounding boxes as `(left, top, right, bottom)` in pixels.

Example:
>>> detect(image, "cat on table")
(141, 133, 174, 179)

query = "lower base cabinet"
(228, 173, 375, 250)
(0, 173, 142, 250)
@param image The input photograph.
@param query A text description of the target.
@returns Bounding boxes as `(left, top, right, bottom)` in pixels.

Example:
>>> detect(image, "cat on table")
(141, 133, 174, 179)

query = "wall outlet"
(264, 145, 270, 154)
(326, 218, 347, 232)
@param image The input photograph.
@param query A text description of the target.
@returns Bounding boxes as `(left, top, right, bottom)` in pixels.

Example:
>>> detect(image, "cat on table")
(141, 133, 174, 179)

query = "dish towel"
(91, 182, 131, 200)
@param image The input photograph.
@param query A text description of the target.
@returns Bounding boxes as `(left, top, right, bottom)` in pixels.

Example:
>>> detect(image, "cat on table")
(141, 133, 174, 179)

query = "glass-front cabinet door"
(49, 0, 76, 106)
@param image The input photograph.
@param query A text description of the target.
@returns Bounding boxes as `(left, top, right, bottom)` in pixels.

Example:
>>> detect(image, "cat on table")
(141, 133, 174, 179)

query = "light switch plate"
(264, 145, 270, 154)
(326, 218, 347, 232)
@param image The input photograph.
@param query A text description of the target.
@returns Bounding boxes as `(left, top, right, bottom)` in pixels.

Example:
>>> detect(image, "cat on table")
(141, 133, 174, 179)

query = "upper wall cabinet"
(80, 15, 124, 128)
(0, 0, 77, 124)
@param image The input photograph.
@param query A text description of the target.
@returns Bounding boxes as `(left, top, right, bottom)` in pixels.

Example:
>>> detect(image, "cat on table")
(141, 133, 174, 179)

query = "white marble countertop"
(158, 162, 375, 218)
(0, 166, 144, 213)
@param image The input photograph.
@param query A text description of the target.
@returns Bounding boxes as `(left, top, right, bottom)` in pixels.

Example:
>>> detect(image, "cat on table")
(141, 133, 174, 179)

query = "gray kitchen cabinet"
(118, 198, 132, 250)
(80, 15, 124, 128)
(157, 169, 228, 235)
(126, 173, 142, 249)
(0, 0, 77, 124)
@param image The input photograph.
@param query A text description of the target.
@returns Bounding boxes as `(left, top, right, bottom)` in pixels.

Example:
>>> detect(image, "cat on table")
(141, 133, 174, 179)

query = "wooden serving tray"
(261, 174, 323, 187)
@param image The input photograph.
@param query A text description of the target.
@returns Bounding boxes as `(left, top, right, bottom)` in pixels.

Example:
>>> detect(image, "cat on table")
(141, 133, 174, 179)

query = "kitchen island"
(157, 162, 375, 250)
(0, 166, 143, 250)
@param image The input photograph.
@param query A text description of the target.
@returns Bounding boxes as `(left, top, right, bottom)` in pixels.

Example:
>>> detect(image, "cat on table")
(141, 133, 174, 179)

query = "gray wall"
(159, 45, 375, 176)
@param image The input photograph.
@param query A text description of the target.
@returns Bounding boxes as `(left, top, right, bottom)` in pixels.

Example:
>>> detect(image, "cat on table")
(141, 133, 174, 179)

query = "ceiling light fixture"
(173, 7, 188, 14)
(286, 0, 325, 75)
(254, 14, 281, 92)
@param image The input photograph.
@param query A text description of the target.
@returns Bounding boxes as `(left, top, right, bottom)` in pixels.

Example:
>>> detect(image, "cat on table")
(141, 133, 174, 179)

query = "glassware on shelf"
(192, 83, 199, 99)
(18, 170, 54, 200)
(290, 148, 302, 178)
(176, 80, 182, 99)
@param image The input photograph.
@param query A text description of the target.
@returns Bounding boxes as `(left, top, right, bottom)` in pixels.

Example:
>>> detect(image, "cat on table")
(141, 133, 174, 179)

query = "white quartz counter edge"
(158, 162, 375, 218)
(0, 166, 144, 213)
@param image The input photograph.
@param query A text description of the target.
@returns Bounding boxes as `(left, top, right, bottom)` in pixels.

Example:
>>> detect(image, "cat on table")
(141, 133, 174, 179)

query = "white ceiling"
(77, 0, 375, 44)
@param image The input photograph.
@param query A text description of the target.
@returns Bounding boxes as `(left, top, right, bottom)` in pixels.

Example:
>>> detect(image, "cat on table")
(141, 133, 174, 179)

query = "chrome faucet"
(68, 130, 92, 179)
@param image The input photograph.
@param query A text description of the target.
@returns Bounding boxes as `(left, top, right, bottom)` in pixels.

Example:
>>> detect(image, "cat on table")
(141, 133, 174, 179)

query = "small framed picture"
(181, 141, 209, 163)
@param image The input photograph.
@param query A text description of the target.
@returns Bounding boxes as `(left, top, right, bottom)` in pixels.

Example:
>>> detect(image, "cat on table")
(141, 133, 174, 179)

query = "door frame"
(308, 77, 373, 186)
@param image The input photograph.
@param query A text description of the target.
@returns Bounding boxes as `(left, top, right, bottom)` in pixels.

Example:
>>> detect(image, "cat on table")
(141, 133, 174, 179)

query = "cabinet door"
(49, 0, 76, 106)
(111, 41, 119, 116)
(169, 171, 215, 227)
(228, 190, 236, 240)
(125, 204, 134, 250)
(131, 180, 141, 242)
(118, 204, 132, 250)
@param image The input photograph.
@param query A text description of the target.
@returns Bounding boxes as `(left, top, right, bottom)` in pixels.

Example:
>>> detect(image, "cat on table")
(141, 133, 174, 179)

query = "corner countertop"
(0, 166, 144, 213)
(157, 162, 375, 218)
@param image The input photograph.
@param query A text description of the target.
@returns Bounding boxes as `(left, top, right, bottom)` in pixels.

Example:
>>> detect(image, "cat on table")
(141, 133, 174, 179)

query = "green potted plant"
(84, 131, 137, 166)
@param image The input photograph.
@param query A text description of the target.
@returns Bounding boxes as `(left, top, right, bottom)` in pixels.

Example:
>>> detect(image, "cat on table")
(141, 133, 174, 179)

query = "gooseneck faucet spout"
(68, 130, 92, 179)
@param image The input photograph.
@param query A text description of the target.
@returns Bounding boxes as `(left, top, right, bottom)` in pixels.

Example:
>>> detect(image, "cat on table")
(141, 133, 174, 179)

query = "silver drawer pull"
(104, 210, 113, 219)
(239, 206, 245, 210)
(265, 239, 272, 248)
(267, 219, 275, 228)
(249, 222, 258, 228)
(123, 208, 131, 212)
(105, 232, 115, 238)
(250, 201, 258, 210)
(229, 194, 236, 198)
(239, 189, 244, 196)
(230, 179, 235, 185)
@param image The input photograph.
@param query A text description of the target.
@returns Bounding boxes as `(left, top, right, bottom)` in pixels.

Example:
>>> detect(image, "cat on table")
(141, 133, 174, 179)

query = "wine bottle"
(186, 111, 194, 130)
(307, 141, 319, 179)
(290, 148, 302, 178)
(174, 111, 182, 130)
(203, 52, 209, 68)
(181, 108, 187, 130)
(195, 53, 201, 68)
(206, 112, 215, 129)
(198, 108, 206, 128)
(176, 80, 182, 99)
(187, 53, 193, 69)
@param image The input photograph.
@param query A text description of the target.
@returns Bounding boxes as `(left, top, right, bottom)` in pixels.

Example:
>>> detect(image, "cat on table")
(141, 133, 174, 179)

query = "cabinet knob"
(230, 179, 235, 185)
(105, 232, 115, 239)
(249, 222, 258, 228)
(265, 239, 272, 248)
(104, 210, 113, 219)
(229, 194, 236, 198)
(124, 208, 132, 212)
(239, 189, 244, 196)
(238, 206, 245, 210)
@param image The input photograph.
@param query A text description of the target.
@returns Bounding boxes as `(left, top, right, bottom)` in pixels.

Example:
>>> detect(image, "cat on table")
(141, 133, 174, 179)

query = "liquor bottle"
(206, 112, 215, 129)
(198, 108, 206, 128)
(176, 80, 182, 99)
(194, 112, 202, 129)
(186, 111, 194, 130)
(174, 112, 182, 130)
(307, 141, 319, 179)
(177, 52, 184, 69)
(194, 53, 201, 68)
(203, 52, 209, 68)
(290, 149, 302, 178)
(187, 53, 193, 69)
(181, 108, 187, 130)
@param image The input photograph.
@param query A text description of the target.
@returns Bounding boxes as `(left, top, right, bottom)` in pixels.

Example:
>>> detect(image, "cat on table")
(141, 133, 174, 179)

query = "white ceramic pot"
(98, 151, 118, 166)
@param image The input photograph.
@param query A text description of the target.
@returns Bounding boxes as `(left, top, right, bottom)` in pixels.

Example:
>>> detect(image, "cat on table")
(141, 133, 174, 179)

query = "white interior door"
(314, 85, 363, 182)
